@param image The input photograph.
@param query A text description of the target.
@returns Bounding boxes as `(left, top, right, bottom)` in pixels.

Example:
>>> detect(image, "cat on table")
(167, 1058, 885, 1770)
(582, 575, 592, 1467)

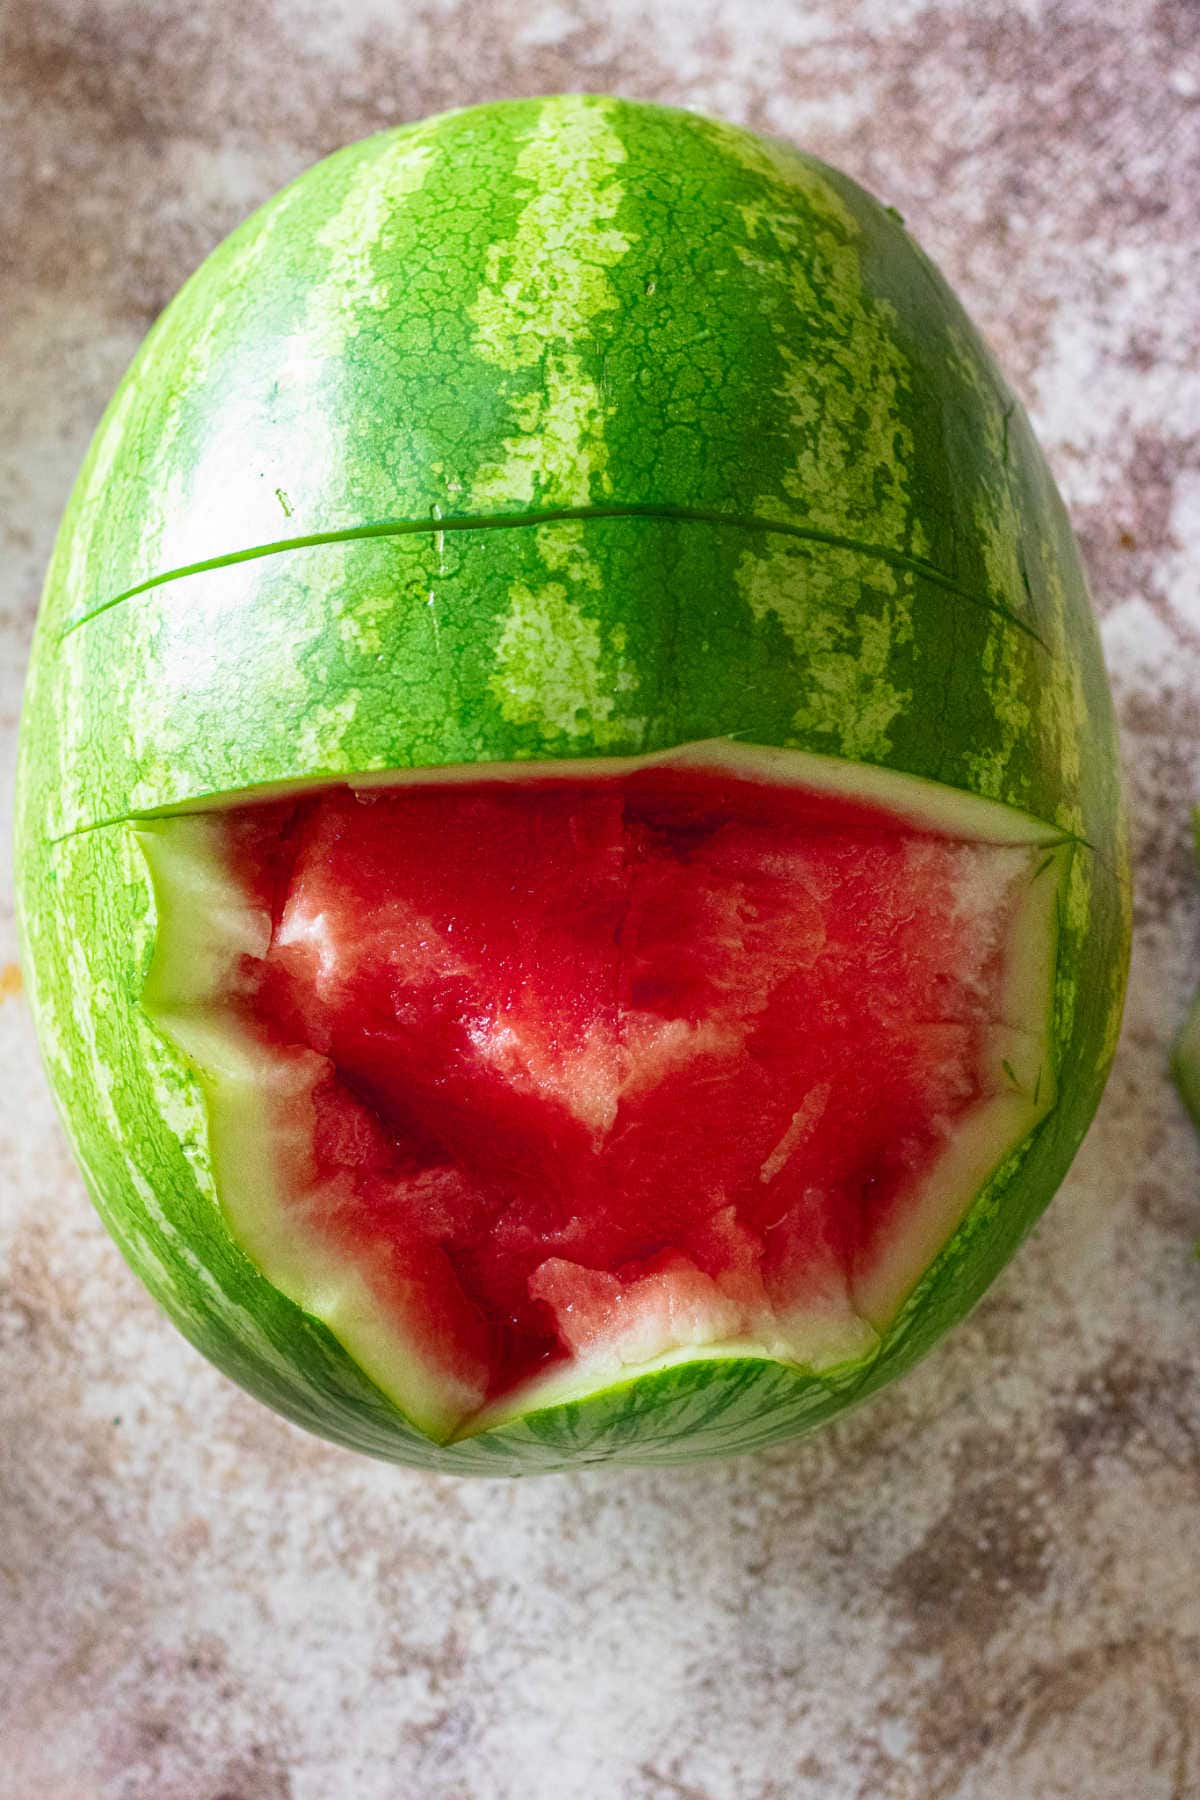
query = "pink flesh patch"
(222, 767, 1032, 1408)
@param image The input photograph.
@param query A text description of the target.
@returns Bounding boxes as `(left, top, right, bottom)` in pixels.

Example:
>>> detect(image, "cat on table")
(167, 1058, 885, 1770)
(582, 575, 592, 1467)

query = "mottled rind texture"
(15, 94, 1129, 1471)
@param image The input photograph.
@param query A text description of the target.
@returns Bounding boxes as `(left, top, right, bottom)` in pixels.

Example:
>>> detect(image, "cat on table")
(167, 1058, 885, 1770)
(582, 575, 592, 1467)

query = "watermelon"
(1175, 999, 1200, 1137)
(15, 95, 1130, 1473)
(1171, 810, 1200, 1219)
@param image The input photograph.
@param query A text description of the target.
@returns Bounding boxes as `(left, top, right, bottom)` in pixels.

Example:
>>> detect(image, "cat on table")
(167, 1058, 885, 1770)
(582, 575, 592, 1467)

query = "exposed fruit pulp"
(212, 765, 1040, 1412)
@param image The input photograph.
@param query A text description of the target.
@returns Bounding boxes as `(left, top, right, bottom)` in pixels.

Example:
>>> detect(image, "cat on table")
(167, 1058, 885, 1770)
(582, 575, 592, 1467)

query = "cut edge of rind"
(77, 737, 1081, 848)
(134, 744, 1070, 1446)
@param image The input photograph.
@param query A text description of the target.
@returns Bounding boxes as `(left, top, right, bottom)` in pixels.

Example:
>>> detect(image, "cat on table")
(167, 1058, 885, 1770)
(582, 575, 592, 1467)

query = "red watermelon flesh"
(211, 765, 1039, 1416)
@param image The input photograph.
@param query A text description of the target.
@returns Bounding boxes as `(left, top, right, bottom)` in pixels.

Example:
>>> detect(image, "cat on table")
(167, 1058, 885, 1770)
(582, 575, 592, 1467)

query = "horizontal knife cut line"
(57, 504, 1047, 647)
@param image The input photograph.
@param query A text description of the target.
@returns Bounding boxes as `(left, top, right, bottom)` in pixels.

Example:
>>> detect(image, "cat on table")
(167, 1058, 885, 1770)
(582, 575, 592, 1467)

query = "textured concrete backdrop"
(2, 2, 1198, 1796)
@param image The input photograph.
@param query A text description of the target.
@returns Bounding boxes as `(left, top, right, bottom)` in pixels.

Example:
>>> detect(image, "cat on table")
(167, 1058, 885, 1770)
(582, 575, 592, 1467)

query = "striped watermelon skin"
(15, 96, 1129, 1473)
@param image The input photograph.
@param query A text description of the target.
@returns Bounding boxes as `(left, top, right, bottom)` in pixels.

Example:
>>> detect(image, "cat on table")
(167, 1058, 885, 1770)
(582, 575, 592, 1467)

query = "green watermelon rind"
(1172, 806, 1200, 1118)
(1170, 807, 1200, 1256)
(1172, 999, 1200, 1133)
(15, 95, 1131, 1472)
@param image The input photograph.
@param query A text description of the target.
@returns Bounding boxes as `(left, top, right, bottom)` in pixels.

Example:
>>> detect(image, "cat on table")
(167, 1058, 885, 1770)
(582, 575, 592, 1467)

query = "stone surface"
(1, 1, 1198, 1796)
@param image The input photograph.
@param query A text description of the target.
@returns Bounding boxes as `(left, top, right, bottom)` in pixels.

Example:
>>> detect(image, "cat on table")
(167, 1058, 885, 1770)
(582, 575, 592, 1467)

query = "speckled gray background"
(2, 2, 1198, 1796)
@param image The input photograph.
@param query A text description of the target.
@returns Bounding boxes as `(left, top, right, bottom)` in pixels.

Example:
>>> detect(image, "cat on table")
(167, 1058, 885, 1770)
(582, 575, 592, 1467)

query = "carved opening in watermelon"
(138, 746, 1069, 1441)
